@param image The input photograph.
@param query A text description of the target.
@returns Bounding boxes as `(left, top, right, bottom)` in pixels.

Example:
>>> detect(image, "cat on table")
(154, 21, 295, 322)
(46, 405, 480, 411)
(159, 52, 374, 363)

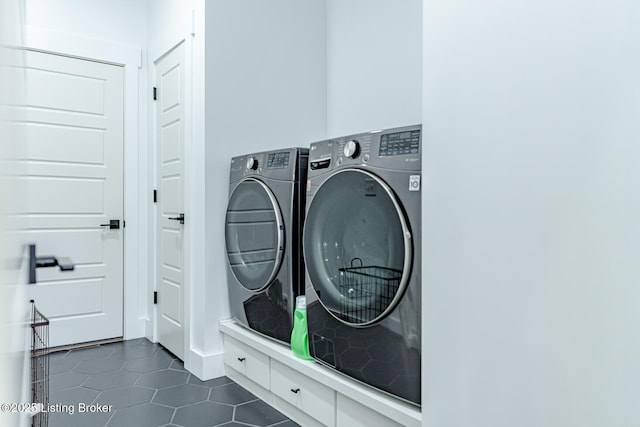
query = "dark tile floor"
(48, 338, 298, 427)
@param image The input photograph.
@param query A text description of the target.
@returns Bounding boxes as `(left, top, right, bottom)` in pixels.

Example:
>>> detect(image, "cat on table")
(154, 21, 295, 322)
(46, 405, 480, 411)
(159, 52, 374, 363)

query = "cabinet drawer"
(337, 394, 405, 427)
(224, 336, 270, 389)
(271, 359, 335, 427)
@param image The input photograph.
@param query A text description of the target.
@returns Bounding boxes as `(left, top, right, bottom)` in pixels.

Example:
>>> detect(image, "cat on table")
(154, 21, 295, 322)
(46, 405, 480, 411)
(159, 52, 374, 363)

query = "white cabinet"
(271, 359, 336, 427)
(337, 394, 404, 427)
(223, 335, 270, 389)
(220, 320, 421, 427)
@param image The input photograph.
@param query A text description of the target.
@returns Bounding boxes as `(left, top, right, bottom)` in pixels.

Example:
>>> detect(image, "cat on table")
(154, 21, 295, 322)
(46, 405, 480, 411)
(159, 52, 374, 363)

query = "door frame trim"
(23, 26, 146, 340)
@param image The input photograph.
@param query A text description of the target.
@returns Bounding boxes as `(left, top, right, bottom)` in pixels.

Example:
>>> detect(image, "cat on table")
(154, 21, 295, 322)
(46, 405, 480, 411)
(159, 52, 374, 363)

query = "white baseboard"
(124, 318, 148, 341)
(143, 318, 155, 342)
(187, 348, 225, 380)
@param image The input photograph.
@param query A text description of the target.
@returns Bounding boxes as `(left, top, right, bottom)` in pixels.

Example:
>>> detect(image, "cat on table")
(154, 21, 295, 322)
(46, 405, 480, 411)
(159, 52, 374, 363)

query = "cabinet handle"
(290, 388, 300, 394)
(237, 357, 246, 362)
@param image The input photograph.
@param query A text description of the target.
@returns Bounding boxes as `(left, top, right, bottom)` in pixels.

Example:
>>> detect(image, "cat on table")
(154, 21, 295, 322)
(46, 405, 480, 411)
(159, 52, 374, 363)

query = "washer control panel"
(379, 130, 420, 157)
(308, 125, 421, 173)
(334, 133, 373, 166)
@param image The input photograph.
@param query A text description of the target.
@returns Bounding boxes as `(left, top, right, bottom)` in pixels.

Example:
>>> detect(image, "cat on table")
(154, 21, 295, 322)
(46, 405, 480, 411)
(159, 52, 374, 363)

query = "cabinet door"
(337, 394, 405, 427)
(271, 360, 335, 427)
(224, 336, 270, 389)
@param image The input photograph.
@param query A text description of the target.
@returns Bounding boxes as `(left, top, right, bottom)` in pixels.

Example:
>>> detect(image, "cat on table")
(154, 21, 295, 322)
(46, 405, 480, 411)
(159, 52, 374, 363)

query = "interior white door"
(20, 50, 124, 347)
(156, 42, 185, 359)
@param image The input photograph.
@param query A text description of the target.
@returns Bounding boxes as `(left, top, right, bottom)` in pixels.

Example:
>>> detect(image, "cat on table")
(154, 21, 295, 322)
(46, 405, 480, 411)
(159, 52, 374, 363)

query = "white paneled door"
(21, 50, 124, 347)
(156, 42, 185, 359)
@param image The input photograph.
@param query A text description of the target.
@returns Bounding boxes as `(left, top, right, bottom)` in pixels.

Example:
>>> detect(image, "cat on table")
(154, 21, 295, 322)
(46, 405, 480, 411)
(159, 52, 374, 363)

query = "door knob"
(168, 213, 185, 224)
(100, 219, 120, 229)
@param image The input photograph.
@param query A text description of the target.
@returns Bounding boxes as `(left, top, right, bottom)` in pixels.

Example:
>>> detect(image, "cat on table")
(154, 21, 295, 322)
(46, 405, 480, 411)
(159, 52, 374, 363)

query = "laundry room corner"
(325, 0, 423, 137)
(201, 0, 328, 379)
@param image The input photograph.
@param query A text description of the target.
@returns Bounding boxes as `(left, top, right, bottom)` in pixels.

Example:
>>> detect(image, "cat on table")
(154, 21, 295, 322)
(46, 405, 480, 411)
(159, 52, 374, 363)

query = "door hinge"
(153, 87, 157, 100)
(153, 291, 158, 304)
(153, 189, 157, 203)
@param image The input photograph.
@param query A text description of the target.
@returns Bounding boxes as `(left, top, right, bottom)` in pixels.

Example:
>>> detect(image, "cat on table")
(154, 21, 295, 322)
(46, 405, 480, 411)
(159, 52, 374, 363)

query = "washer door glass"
(225, 178, 284, 292)
(303, 169, 412, 326)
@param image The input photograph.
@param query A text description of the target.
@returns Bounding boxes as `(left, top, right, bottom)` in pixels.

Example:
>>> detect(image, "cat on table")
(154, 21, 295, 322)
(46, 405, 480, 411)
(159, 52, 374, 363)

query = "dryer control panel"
(229, 148, 308, 184)
(266, 151, 291, 169)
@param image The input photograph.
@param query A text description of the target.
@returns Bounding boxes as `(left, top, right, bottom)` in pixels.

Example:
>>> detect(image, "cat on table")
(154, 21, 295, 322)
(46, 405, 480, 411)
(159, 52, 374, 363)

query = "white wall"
(23, 0, 148, 341)
(326, 0, 422, 136)
(421, 0, 640, 426)
(147, 0, 196, 62)
(203, 0, 326, 376)
(25, 0, 146, 46)
(0, 2, 31, 426)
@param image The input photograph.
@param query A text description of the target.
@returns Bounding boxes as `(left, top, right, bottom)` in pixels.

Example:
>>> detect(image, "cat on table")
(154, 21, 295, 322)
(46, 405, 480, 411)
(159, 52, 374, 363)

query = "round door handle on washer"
(343, 140, 360, 158)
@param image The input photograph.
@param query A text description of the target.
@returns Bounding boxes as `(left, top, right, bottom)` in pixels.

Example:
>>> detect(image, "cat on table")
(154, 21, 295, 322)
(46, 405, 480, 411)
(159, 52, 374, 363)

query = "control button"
(246, 157, 258, 170)
(363, 154, 370, 163)
(337, 157, 343, 165)
(343, 140, 360, 158)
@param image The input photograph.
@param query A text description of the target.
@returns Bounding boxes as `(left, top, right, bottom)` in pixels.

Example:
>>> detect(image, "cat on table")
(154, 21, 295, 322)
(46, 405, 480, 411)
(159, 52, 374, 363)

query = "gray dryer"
(225, 148, 308, 344)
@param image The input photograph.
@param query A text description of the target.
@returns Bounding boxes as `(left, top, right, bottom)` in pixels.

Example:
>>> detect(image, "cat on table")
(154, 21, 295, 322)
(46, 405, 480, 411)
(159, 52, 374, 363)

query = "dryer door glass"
(303, 169, 412, 326)
(225, 178, 284, 292)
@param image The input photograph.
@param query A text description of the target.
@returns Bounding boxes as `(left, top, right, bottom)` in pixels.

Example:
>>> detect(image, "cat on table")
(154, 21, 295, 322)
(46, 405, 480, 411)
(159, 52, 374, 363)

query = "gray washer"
(303, 125, 422, 405)
(225, 148, 308, 344)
